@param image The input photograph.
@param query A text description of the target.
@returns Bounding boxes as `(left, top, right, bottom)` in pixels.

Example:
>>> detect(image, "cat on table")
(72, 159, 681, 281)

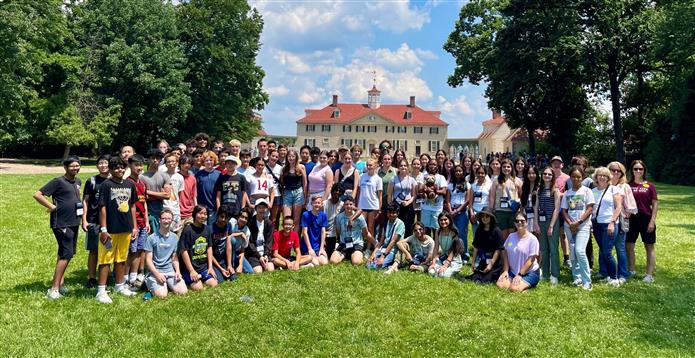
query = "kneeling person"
(144, 209, 187, 298)
(272, 217, 312, 270)
(330, 197, 371, 265)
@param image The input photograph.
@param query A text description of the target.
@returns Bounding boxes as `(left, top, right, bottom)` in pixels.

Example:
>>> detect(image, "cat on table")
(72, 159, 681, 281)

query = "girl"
(488, 157, 501, 182)
(534, 166, 562, 285)
(514, 157, 527, 181)
(419, 153, 431, 173)
(352, 144, 366, 173)
(393, 149, 407, 168)
(248, 157, 275, 211)
(607, 161, 637, 283)
(591, 167, 623, 287)
(411, 158, 425, 222)
(179, 205, 218, 291)
(388, 159, 416, 238)
(428, 212, 464, 278)
(465, 208, 504, 284)
(306, 150, 334, 209)
(335, 152, 359, 200)
(266, 149, 283, 229)
(468, 165, 492, 235)
(358, 158, 382, 250)
(443, 158, 456, 182)
(446, 164, 472, 262)
(281, 150, 307, 233)
(435, 149, 448, 176)
(626, 160, 658, 283)
(561, 167, 595, 290)
(327, 150, 339, 168)
(488, 159, 522, 239)
(461, 154, 473, 180)
(496, 212, 540, 292)
(231, 208, 254, 274)
(520, 165, 540, 234)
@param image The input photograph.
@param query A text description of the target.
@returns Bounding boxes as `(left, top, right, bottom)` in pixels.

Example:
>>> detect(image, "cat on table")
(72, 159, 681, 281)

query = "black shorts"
(52, 226, 79, 260)
(336, 244, 364, 258)
(246, 256, 262, 268)
(626, 213, 656, 244)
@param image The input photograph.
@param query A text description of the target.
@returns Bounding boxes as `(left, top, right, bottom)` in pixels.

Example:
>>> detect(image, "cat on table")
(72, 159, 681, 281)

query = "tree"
(178, 0, 268, 142)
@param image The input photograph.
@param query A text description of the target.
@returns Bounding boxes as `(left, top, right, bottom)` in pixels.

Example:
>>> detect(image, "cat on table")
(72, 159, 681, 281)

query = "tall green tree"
(178, 0, 268, 142)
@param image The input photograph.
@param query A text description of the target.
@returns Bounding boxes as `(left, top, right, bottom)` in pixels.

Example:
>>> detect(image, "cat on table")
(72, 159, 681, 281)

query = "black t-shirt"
(178, 224, 212, 273)
(39, 176, 82, 228)
(210, 222, 232, 261)
(472, 226, 505, 260)
(214, 172, 247, 216)
(83, 175, 108, 224)
(98, 178, 137, 233)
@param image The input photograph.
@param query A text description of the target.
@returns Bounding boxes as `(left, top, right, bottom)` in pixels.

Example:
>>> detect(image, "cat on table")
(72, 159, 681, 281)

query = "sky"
(249, 0, 492, 139)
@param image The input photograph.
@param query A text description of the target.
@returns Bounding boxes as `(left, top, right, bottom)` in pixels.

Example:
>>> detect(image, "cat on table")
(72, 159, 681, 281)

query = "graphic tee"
(98, 178, 137, 233)
(560, 185, 595, 229)
(214, 173, 247, 216)
(178, 224, 212, 273)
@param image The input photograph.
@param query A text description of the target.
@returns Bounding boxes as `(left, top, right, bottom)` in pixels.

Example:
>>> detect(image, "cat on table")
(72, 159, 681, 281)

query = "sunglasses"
(610, 168, 622, 173)
(633, 167, 644, 171)
(542, 173, 553, 176)
(514, 219, 526, 224)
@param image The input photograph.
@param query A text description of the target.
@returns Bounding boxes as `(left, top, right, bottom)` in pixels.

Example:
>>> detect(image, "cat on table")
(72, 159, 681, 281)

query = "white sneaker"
(643, 274, 654, 283)
(607, 279, 621, 288)
(549, 276, 559, 285)
(572, 278, 583, 286)
(384, 267, 396, 275)
(618, 277, 627, 285)
(582, 283, 593, 291)
(96, 291, 113, 304)
(45, 289, 62, 300)
(116, 286, 137, 297)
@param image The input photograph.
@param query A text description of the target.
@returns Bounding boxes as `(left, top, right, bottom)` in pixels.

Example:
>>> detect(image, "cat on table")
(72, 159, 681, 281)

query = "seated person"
(462, 207, 504, 283)
(271, 217, 313, 270)
(497, 212, 541, 292)
(301, 195, 329, 266)
(330, 197, 371, 266)
(367, 202, 404, 270)
(178, 205, 218, 290)
(245, 199, 275, 273)
(209, 205, 238, 282)
(144, 209, 188, 298)
(230, 207, 255, 274)
(387, 222, 434, 274)
(428, 212, 465, 278)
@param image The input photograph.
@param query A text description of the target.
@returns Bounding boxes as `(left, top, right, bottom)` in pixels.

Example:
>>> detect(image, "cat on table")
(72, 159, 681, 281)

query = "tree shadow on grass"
(10, 268, 117, 299)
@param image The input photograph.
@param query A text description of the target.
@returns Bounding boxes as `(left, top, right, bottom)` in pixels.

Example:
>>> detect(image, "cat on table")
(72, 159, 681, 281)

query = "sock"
(136, 272, 145, 281)
(129, 272, 137, 283)
(122, 275, 128, 284)
(97, 285, 107, 295)
(114, 283, 124, 292)
(564, 255, 569, 261)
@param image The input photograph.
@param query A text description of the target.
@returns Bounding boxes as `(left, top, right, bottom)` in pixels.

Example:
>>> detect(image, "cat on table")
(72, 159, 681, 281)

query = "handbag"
(619, 214, 630, 232)
(505, 183, 521, 212)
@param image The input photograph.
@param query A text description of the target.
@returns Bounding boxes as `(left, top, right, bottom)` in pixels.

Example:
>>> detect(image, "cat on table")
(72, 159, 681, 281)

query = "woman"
(534, 166, 562, 285)
(335, 152, 359, 200)
(428, 212, 464, 278)
(388, 159, 416, 238)
(591, 167, 623, 287)
(561, 166, 595, 290)
(327, 150, 339, 168)
(496, 212, 540, 292)
(248, 157, 275, 211)
(446, 164, 472, 261)
(266, 149, 284, 229)
(468, 166, 492, 235)
(393, 149, 406, 168)
(179, 205, 218, 290)
(358, 158, 382, 250)
(627, 160, 658, 283)
(281, 150, 307, 233)
(514, 157, 527, 181)
(488, 159, 522, 238)
(351, 144, 366, 173)
(608, 161, 637, 283)
(411, 158, 425, 222)
(306, 150, 334, 209)
(435, 149, 448, 176)
(419, 153, 431, 173)
(464, 207, 504, 284)
(520, 165, 540, 234)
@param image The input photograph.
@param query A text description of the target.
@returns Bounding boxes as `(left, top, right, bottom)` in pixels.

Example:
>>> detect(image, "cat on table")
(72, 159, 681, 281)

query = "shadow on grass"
(9, 268, 117, 299)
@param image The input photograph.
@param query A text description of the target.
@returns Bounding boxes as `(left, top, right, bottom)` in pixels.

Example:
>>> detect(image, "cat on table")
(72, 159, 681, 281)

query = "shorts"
(98, 232, 131, 265)
(148, 213, 160, 234)
(283, 187, 305, 207)
(182, 268, 215, 285)
(145, 272, 179, 292)
(273, 194, 283, 207)
(626, 213, 656, 244)
(361, 209, 377, 213)
(336, 243, 364, 258)
(246, 256, 262, 268)
(495, 210, 516, 230)
(85, 223, 99, 252)
(509, 269, 540, 288)
(52, 226, 78, 260)
(421, 209, 442, 229)
(129, 227, 148, 253)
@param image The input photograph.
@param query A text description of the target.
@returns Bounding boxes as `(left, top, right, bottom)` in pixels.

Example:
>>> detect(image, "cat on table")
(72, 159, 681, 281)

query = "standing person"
(561, 167, 595, 291)
(277, 143, 288, 166)
(177, 154, 198, 234)
(305, 150, 333, 209)
(209, 205, 238, 283)
(419, 154, 431, 173)
(388, 159, 417, 238)
(626, 160, 658, 283)
(323, 184, 344, 259)
(281, 149, 307, 233)
(120, 145, 135, 178)
(228, 139, 241, 158)
(351, 144, 366, 173)
(195, 151, 221, 225)
(144, 209, 188, 298)
(420, 160, 448, 240)
(435, 149, 448, 176)
(178, 205, 218, 290)
(514, 157, 527, 181)
(301, 196, 329, 266)
(256, 137, 269, 160)
(463, 208, 504, 284)
(95, 157, 139, 303)
(534, 166, 562, 285)
(157, 140, 170, 155)
(125, 154, 149, 290)
(330, 196, 370, 266)
(488, 159, 522, 239)
(246, 199, 275, 273)
(468, 166, 491, 235)
(446, 164, 472, 262)
(428, 212, 464, 278)
(327, 149, 339, 171)
(265, 149, 284, 228)
(488, 157, 501, 182)
(80, 154, 110, 289)
(335, 152, 359, 200)
(368, 202, 404, 271)
(377, 153, 397, 210)
(214, 156, 249, 218)
(141, 149, 169, 235)
(393, 149, 406, 168)
(194, 132, 210, 150)
(608, 161, 638, 283)
(496, 212, 541, 292)
(520, 165, 540, 234)
(271, 217, 313, 270)
(591, 167, 623, 287)
(247, 157, 275, 211)
(161, 153, 183, 232)
(33, 156, 83, 299)
(299, 145, 315, 174)
(389, 222, 434, 273)
(550, 155, 571, 267)
(358, 158, 383, 251)
(411, 158, 425, 223)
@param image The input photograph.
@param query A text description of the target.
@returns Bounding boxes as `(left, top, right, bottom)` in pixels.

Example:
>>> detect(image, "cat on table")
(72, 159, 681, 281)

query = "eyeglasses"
(542, 173, 553, 176)
(633, 167, 644, 171)
(514, 219, 526, 224)
(610, 168, 622, 173)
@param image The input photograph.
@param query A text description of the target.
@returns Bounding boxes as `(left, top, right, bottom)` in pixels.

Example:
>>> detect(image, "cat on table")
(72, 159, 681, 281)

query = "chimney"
(409, 96, 415, 107)
(332, 94, 338, 107)
(492, 110, 502, 119)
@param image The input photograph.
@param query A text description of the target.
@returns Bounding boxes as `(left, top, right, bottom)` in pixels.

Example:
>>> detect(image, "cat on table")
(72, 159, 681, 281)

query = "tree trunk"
(527, 127, 536, 156)
(62, 145, 71, 160)
(608, 60, 625, 163)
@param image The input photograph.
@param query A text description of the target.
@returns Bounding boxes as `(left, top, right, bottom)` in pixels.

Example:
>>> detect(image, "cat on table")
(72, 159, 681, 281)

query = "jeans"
(539, 219, 561, 279)
(565, 223, 591, 284)
(452, 210, 469, 259)
(594, 222, 618, 280)
(616, 230, 629, 279)
(367, 250, 396, 270)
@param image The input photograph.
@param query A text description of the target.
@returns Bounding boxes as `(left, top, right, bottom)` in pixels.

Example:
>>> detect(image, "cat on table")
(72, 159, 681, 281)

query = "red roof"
(297, 103, 447, 126)
(258, 128, 267, 136)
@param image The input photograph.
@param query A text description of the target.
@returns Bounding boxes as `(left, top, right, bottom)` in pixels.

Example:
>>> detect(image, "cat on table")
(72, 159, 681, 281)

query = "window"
(414, 127, 423, 134)
(369, 115, 376, 121)
(398, 126, 407, 133)
(394, 140, 408, 151)
(429, 140, 440, 152)
(304, 138, 316, 147)
(355, 125, 363, 133)
(323, 137, 329, 143)
(342, 125, 352, 132)
(368, 126, 377, 133)
(322, 124, 331, 132)
(341, 139, 353, 147)
(405, 110, 412, 119)
(430, 127, 439, 134)
(333, 109, 340, 118)
(385, 126, 395, 133)
(305, 124, 316, 132)
(354, 139, 366, 150)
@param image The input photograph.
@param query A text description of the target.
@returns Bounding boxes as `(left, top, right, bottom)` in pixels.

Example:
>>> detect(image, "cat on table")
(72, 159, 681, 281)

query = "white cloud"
(439, 95, 474, 115)
(266, 85, 289, 97)
(274, 50, 311, 74)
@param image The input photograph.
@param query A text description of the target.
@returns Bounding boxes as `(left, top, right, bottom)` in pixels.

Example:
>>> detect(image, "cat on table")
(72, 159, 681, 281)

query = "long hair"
(521, 165, 540, 206)
(436, 212, 463, 256)
(497, 158, 514, 185)
(628, 160, 648, 183)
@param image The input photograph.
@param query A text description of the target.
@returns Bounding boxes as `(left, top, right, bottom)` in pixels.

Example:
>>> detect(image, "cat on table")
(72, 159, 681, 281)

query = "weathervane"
(369, 69, 377, 87)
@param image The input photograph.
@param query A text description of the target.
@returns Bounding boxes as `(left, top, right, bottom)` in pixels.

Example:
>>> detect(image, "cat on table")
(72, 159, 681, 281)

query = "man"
(215, 155, 249, 217)
(550, 155, 571, 267)
(161, 152, 182, 233)
(177, 154, 198, 235)
(190, 148, 204, 174)
(299, 145, 315, 174)
(96, 156, 139, 303)
(120, 145, 135, 178)
(256, 137, 269, 160)
(272, 217, 312, 270)
(81, 154, 111, 288)
(33, 156, 83, 299)
(125, 154, 149, 290)
(144, 209, 188, 298)
(140, 149, 169, 234)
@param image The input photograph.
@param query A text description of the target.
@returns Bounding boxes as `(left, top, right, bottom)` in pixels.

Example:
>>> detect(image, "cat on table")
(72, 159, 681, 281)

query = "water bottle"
(240, 295, 253, 303)
(104, 238, 113, 250)
(143, 292, 152, 301)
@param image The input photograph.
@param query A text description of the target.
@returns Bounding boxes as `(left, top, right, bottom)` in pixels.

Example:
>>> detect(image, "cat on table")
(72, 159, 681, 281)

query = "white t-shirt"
(249, 174, 274, 199)
(561, 185, 595, 228)
(421, 173, 447, 212)
(163, 172, 183, 217)
(358, 173, 383, 210)
(471, 180, 492, 213)
(592, 185, 621, 224)
(264, 163, 283, 197)
(448, 181, 470, 208)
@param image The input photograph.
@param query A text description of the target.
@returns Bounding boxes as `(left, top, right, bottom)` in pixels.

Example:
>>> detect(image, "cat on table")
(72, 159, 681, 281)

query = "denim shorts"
(283, 187, 304, 207)
(182, 268, 215, 285)
(129, 227, 148, 253)
(421, 209, 441, 229)
(509, 269, 540, 288)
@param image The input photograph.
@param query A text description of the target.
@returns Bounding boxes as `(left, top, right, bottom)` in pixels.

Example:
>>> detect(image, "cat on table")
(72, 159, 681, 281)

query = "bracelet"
(100, 226, 107, 233)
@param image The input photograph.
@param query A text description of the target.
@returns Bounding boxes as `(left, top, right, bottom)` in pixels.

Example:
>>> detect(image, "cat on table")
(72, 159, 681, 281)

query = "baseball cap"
(225, 156, 240, 165)
(254, 198, 269, 208)
(550, 155, 563, 163)
(338, 145, 349, 152)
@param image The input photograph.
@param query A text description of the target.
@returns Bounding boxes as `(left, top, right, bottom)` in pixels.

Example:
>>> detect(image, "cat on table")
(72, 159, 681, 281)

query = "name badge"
(525, 206, 534, 219)
(538, 210, 547, 222)
(75, 202, 84, 217)
(500, 197, 509, 208)
(345, 236, 353, 249)
(485, 258, 492, 265)
(474, 192, 483, 203)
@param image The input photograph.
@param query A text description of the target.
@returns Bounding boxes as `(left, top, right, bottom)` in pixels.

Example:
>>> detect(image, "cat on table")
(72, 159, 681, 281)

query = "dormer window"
(405, 110, 412, 119)
(332, 109, 340, 118)
(369, 115, 376, 121)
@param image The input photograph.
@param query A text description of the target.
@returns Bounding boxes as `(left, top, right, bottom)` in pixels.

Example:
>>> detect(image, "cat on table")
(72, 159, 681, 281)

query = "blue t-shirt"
(300, 210, 328, 253)
(195, 169, 221, 210)
(209, 219, 235, 261)
(144, 230, 178, 274)
(303, 161, 316, 176)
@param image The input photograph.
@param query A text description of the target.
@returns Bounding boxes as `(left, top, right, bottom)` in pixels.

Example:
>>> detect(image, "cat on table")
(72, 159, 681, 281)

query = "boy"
(144, 209, 187, 298)
(323, 184, 344, 259)
(388, 222, 434, 274)
(96, 156, 139, 303)
(271, 217, 312, 270)
(33, 156, 83, 299)
(141, 149, 169, 234)
(178, 154, 198, 234)
(126, 154, 149, 289)
(210, 205, 238, 282)
(368, 202, 404, 270)
(81, 154, 110, 288)
(330, 197, 371, 266)
(215, 156, 249, 217)
(245, 199, 275, 273)
(301, 196, 329, 266)
(161, 152, 183, 233)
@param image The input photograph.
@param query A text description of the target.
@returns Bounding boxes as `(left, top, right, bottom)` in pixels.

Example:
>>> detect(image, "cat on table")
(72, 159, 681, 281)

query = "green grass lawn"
(1, 173, 693, 356)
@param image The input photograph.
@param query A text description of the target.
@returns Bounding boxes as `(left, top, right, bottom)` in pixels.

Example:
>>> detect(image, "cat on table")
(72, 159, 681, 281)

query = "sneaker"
(643, 274, 654, 283)
(549, 276, 559, 285)
(115, 286, 137, 297)
(607, 279, 621, 288)
(572, 278, 583, 286)
(96, 291, 113, 304)
(45, 289, 62, 300)
(628, 271, 636, 278)
(564, 259, 572, 268)
(582, 283, 593, 291)
(85, 278, 98, 289)
(128, 283, 141, 293)
(132, 278, 145, 290)
(384, 267, 396, 275)
(58, 286, 69, 295)
(618, 277, 627, 285)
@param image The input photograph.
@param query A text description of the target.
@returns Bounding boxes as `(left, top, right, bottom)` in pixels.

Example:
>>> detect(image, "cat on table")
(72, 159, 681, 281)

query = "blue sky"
(250, 0, 492, 138)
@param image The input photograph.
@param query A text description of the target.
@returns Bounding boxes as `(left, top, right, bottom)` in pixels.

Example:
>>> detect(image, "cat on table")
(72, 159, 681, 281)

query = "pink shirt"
(308, 165, 330, 192)
(179, 173, 197, 219)
(504, 232, 540, 275)
(554, 172, 569, 193)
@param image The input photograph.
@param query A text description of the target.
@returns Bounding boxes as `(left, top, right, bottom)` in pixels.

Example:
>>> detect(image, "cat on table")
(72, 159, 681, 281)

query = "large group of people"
(33, 133, 660, 302)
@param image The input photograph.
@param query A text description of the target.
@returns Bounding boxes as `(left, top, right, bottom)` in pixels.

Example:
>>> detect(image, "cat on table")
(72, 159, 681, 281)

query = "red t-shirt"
(272, 230, 300, 259)
(554, 172, 569, 193)
(179, 173, 197, 219)
(127, 176, 147, 228)
(629, 181, 658, 217)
